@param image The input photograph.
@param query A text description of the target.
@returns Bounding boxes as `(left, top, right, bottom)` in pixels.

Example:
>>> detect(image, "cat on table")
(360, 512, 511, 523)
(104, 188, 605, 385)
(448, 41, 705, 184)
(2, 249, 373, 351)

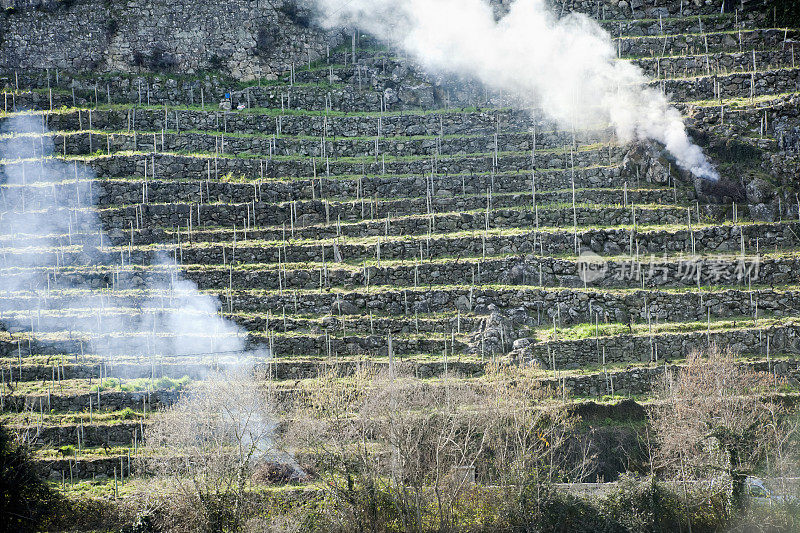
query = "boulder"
(745, 177, 772, 204)
(454, 295, 471, 312)
(330, 299, 359, 315)
(749, 203, 775, 222)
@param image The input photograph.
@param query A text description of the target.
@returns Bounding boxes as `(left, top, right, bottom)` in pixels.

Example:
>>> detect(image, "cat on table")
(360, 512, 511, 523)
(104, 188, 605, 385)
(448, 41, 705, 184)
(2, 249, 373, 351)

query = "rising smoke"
(314, 0, 720, 181)
(0, 115, 266, 374)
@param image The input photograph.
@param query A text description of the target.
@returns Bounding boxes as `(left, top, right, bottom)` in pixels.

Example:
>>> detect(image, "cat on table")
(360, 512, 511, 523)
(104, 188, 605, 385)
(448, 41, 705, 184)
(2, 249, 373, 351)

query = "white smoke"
(0, 115, 267, 375)
(315, 0, 719, 181)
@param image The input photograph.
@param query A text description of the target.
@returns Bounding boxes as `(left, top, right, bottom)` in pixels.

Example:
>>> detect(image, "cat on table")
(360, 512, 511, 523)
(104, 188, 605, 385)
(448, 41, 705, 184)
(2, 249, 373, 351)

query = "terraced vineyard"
(1, 0, 799, 513)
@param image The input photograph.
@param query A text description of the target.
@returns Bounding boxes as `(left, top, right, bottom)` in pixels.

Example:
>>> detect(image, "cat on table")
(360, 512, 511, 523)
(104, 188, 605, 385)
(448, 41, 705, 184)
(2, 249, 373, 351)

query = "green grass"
(1, 125, 598, 144)
(535, 314, 795, 343)
(86, 375, 192, 393)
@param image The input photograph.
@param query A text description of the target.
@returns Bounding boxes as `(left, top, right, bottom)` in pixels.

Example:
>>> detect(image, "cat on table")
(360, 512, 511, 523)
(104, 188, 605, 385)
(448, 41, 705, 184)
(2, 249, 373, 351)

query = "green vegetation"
(89, 375, 192, 393)
(0, 423, 60, 532)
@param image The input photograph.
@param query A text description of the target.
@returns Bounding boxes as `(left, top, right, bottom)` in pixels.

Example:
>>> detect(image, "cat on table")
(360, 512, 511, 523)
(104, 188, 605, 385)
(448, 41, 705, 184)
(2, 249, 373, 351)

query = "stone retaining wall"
(34, 106, 544, 139)
(534, 323, 800, 368)
(544, 357, 800, 396)
(0, 0, 337, 81)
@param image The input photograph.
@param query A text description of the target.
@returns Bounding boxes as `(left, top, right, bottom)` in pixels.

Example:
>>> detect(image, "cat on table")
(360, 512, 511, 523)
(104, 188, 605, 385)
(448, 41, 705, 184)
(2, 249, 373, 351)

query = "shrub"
(255, 27, 280, 56)
(58, 445, 76, 456)
(104, 18, 119, 40)
(131, 44, 176, 73)
(278, 2, 312, 28)
(119, 407, 141, 420)
(599, 475, 729, 533)
(767, 0, 800, 26)
(0, 423, 60, 532)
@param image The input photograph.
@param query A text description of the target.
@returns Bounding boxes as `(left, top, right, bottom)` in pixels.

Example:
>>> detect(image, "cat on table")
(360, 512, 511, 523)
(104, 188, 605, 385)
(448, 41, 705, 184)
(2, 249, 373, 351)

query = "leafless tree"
(139, 365, 280, 532)
(650, 345, 797, 510)
(482, 363, 592, 520)
(285, 363, 590, 532)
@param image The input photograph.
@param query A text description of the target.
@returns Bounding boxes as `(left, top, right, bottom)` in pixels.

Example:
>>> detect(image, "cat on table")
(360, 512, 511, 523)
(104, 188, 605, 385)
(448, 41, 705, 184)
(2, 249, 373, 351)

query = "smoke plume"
(0, 115, 266, 374)
(315, 0, 719, 181)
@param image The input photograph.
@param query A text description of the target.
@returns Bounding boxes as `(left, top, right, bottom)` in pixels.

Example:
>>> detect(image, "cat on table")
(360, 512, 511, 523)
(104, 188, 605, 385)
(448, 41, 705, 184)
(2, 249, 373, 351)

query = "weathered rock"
(746, 177, 773, 204)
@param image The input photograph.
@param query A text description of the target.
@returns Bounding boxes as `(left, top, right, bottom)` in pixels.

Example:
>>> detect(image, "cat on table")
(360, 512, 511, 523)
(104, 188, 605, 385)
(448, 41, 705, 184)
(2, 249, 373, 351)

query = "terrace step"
(8, 420, 143, 449)
(33, 453, 135, 482)
(2, 220, 795, 269)
(535, 319, 800, 368)
(0, 202, 701, 249)
(76, 204, 698, 242)
(616, 28, 792, 59)
(542, 357, 800, 398)
(2, 388, 179, 413)
(217, 285, 800, 323)
(4, 81, 442, 114)
(32, 106, 544, 138)
(2, 283, 799, 330)
(0, 248, 786, 293)
(652, 66, 800, 101)
(567, 0, 729, 20)
(29, 128, 610, 159)
(2, 181, 683, 213)
(632, 49, 797, 79)
(1, 355, 483, 384)
(2, 165, 635, 208)
(682, 92, 800, 134)
(599, 13, 743, 37)
(32, 145, 624, 181)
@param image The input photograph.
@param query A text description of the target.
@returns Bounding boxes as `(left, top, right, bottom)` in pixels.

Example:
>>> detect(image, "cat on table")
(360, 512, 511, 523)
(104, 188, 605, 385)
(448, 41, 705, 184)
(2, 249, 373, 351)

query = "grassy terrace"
(5, 355, 798, 407)
(73, 219, 797, 252)
(1, 100, 514, 118)
(3, 315, 794, 349)
(682, 90, 800, 108)
(0, 247, 793, 285)
(0, 127, 609, 143)
(33, 141, 618, 163)
(2, 314, 797, 360)
(615, 27, 797, 44)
